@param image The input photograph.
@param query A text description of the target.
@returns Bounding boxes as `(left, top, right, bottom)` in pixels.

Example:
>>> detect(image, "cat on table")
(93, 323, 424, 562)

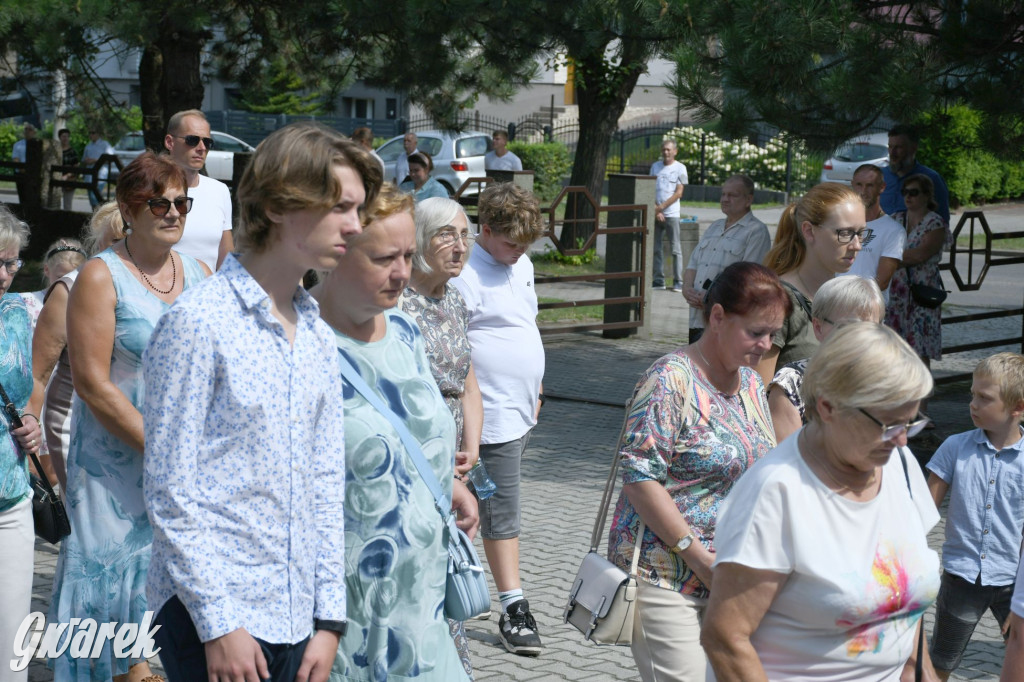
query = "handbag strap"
(336, 351, 458, 539)
(0, 377, 58, 500)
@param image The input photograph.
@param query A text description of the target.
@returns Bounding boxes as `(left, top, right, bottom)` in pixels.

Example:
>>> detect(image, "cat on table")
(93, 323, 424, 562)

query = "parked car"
(112, 130, 255, 182)
(819, 132, 889, 184)
(376, 130, 492, 195)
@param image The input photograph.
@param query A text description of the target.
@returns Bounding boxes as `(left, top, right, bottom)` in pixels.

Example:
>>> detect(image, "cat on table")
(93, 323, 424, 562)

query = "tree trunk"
(562, 44, 647, 249)
(139, 20, 209, 153)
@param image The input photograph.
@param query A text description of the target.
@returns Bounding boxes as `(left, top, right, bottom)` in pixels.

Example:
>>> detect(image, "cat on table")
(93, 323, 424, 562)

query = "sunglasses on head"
(902, 187, 921, 197)
(174, 134, 214, 149)
(147, 196, 194, 217)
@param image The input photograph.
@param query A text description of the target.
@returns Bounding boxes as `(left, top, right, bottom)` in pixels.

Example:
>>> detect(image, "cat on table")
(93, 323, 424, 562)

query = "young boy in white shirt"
(927, 352, 1024, 681)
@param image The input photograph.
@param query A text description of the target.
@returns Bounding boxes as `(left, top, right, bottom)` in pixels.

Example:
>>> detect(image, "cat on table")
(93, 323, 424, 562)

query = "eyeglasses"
(146, 197, 194, 217)
(902, 187, 921, 198)
(858, 408, 931, 440)
(173, 135, 214, 149)
(830, 227, 870, 244)
(0, 258, 24, 275)
(434, 227, 475, 246)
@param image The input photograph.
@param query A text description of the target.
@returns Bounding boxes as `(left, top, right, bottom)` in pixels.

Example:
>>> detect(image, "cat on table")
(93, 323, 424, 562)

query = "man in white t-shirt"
(650, 139, 688, 291)
(394, 132, 419, 185)
(485, 130, 523, 172)
(452, 183, 546, 658)
(165, 110, 233, 271)
(842, 164, 905, 302)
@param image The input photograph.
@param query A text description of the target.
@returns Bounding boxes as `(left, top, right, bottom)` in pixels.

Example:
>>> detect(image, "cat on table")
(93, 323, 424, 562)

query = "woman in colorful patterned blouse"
(704, 322, 940, 681)
(767, 275, 885, 443)
(607, 261, 791, 682)
(0, 204, 45, 682)
(398, 197, 482, 678)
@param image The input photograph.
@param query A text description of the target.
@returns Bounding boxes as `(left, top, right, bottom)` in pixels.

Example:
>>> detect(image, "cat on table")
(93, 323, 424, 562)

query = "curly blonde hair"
(478, 183, 544, 243)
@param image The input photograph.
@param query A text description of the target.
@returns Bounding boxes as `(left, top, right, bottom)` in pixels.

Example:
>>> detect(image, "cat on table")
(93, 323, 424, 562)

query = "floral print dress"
(885, 211, 948, 360)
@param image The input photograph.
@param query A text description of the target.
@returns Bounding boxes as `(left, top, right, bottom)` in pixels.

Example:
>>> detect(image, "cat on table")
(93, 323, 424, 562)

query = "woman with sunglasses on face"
(50, 152, 210, 682)
(758, 183, 865, 385)
(703, 322, 941, 682)
(398, 197, 483, 679)
(885, 174, 949, 394)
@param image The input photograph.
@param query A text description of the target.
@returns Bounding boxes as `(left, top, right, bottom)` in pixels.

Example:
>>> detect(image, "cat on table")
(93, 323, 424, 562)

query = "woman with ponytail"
(757, 182, 865, 384)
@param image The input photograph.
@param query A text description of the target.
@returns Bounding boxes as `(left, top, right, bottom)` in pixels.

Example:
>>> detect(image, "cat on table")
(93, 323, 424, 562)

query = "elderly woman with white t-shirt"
(703, 322, 942, 682)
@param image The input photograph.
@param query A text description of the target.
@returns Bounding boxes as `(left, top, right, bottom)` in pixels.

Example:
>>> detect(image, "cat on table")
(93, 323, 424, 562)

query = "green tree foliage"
(234, 58, 328, 115)
(508, 142, 572, 202)
(670, 0, 1024, 159)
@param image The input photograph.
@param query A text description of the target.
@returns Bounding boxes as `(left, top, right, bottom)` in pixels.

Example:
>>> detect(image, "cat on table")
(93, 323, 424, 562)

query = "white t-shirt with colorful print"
(712, 432, 941, 681)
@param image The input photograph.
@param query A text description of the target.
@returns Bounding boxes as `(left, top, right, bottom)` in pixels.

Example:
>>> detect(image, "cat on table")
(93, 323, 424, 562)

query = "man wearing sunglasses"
(880, 124, 950, 227)
(164, 109, 234, 271)
(843, 163, 905, 303)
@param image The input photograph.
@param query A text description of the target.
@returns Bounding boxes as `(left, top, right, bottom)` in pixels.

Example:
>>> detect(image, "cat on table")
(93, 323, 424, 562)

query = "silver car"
(376, 130, 492, 194)
(819, 132, 889, 184)
(113, 130, 255, 182)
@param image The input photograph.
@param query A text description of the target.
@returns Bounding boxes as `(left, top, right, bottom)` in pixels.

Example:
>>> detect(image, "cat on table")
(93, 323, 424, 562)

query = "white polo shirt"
(453, 246, 545, 444)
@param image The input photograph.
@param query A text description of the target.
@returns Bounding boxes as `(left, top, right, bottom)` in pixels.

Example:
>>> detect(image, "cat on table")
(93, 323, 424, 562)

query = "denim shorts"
(929, 571, 1014, 671)
(476, 430, 532, 540)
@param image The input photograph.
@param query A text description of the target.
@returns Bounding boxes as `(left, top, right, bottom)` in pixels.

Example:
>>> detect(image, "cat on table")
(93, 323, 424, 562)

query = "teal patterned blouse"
(0, 294, 34, 510)
(607, 350, 776, 598)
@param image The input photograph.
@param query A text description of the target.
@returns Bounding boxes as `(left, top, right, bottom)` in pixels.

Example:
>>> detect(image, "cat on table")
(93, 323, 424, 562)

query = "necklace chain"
(124, 236, 176, 295)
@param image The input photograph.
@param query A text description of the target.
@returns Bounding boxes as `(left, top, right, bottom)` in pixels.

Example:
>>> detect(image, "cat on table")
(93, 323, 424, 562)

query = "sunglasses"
(173, 134, 215, 149)
(147, 197, 194, 217)
(902, 187, 921, 197)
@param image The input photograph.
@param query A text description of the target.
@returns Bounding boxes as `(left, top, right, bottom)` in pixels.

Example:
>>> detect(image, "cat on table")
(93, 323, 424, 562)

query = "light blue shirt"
(143, 254, 347, 643)
(0, 294, 33, 510)
(400, 177, 450, 202)
(927, 427, 1024, 586)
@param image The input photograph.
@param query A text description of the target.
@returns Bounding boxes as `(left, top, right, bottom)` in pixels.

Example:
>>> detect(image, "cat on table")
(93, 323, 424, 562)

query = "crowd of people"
(0, 116, 1021, 682)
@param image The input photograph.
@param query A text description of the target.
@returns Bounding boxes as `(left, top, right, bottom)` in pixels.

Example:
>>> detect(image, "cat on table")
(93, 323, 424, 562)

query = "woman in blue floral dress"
(314, 185, 477, 681)
(607, 262, 790, 682)
(50, 153, 209, 682)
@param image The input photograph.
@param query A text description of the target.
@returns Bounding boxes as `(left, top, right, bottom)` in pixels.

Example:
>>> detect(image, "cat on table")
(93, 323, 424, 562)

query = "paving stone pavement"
(25, 301, 1018, 681)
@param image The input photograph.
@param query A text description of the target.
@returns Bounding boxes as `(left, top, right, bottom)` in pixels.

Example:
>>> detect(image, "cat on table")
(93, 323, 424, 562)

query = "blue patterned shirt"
(927, 427, 1024, 586)
(143, 254, 347, 644)
(0, 294, 33, 510)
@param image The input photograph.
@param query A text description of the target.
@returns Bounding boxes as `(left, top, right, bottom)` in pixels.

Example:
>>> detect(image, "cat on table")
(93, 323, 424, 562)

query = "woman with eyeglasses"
(0, 204, 45, 682)
(398, 197, 483, 678)
(758, 183, 865, 385)
(400, 151, 451, 202)
(703, 322, 941, 682)
(885, 174, 949, 407)
(50, 152, 210, 682)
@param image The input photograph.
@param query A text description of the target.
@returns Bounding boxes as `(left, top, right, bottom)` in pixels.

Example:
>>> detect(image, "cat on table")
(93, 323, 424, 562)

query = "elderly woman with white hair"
(0, 204, 45, 682)
(702, 322, 941, 681)
(398, 196, 483, 678)
(768, 276, 887, 443)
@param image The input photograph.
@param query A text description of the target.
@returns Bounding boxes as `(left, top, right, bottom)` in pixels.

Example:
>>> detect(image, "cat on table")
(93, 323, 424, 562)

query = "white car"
(112, 130, 255, 182)
(819, 132, 889, 184)
(376, 130, 492, 194)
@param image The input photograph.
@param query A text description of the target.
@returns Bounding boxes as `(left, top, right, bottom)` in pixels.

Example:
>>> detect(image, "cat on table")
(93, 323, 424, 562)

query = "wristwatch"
(672, 532, 695, 554)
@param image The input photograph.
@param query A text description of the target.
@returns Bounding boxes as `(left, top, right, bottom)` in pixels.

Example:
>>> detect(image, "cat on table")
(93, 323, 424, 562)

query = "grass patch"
(537, 296, 604, 324)
(956, 234, 1024, 251)
(531, 246, 606, 277)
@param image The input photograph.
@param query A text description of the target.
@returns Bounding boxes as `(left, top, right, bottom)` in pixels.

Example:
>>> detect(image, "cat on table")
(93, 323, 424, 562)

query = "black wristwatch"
(314, 619, 347, 636)
(538, 393, 546, 406)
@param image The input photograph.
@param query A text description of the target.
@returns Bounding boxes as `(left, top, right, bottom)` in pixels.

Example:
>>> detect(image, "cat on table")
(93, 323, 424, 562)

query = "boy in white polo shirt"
(452, 182, 546, 656)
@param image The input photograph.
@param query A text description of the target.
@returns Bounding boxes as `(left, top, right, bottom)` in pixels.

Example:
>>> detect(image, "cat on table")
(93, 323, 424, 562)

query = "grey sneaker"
(652, 283, 666, 290)
(498, 599, 542, 656)
(672, 284, 683, 292)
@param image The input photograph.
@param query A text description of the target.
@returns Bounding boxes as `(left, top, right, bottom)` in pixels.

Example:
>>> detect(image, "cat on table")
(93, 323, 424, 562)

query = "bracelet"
(20, 413, 38, 424)
(538, 393, 546, 406)
(454, 473, 465, 482)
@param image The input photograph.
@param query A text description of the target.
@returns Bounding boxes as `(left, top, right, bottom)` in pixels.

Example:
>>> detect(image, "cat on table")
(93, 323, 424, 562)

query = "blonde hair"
(82, 202, 126, 255)
(362, 182, 415, 226)
(974, 353, 1024, 414)
(0, 204, 30, 253)
(42, 238, 86, 285)
(412, 197, 470, 273)
(478, 183, 544, 243)
(802, 322, 933, 422)
(764, 182, 861, 275)
(812, 276, 885, 325)
(235, 122, 382, 253)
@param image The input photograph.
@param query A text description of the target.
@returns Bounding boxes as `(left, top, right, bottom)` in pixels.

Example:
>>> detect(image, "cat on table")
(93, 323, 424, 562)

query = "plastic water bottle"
(465, 460, 497, 499)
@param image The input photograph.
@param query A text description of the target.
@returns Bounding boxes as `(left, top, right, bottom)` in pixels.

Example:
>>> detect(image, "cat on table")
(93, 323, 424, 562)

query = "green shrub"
(0, 121, 20, 160)
(508, 141, 572, 201)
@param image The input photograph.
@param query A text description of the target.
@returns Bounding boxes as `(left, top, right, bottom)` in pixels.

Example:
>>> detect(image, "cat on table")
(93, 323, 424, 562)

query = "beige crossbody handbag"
(563, 414, 644, 646)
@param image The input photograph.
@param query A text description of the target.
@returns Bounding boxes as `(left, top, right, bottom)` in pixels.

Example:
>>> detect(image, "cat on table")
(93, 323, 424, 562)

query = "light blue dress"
(330, 309, 468, 682)
(50, 248, 206, 681)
